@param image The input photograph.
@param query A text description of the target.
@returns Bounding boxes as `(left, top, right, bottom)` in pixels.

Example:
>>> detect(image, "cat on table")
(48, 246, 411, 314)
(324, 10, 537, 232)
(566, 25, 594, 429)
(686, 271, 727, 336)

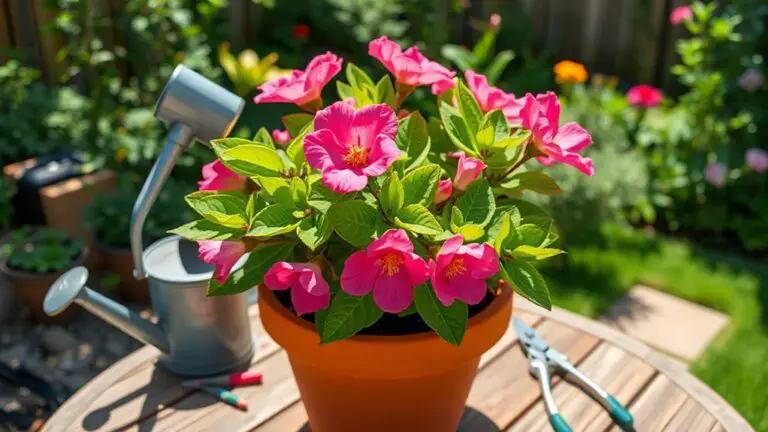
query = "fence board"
(30, 0, 66, 82)
(0, 0, 13, 58)
(6, 0, 41, 69)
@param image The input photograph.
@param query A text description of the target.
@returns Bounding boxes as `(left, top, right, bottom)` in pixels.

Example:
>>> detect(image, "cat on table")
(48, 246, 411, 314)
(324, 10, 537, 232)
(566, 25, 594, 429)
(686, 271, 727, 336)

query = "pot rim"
(0, 231, 88, 280)
(258, 284, 513, 378)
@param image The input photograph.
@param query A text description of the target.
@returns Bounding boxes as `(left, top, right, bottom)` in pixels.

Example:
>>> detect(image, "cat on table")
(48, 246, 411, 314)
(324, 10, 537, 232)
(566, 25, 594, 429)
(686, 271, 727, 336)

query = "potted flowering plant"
(170, 36, 593, 432)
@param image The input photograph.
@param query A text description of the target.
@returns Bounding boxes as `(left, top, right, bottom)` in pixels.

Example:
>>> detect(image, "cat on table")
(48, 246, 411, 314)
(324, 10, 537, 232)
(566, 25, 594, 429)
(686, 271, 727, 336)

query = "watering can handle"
(130, 122, 194, 280)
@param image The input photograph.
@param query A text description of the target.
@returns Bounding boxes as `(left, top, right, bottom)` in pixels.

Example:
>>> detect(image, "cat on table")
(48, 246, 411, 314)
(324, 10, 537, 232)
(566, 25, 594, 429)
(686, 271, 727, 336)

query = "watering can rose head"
(170, 39, 595, 346)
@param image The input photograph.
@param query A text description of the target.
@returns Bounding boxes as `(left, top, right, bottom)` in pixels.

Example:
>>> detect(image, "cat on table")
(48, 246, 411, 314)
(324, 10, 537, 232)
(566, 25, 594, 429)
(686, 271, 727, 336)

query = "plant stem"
(494, 142, 532, 185)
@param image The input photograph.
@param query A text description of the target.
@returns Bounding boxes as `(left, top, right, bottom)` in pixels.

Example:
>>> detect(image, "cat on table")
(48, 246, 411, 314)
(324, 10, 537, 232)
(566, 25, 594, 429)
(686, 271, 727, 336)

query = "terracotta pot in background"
(258, 284, 513, 432)
(97, 241, 149, 304)
(1, 249, 87, 324)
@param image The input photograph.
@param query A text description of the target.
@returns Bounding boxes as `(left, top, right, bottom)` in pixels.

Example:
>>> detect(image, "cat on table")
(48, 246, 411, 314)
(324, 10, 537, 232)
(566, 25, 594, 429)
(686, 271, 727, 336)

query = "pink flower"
(670, 6, 693, 25)
(738, 69, 764, 92)
(489, 13, 502, 31)
(340, 229, 431, 313)
(465, 70, 516, 113)
(272, 129, 292, 146)
(449, 151, 487, 191)
(304, 101, 401, 193)
(746, 148, 768, 173)
(368, 36, 456, 95)
(198, 160, 246, 191)
(434, 179, 453, 205)
(254, 52, 342, 108)
(513, 92, 594, 176)
(198, 240, 247, 284)
(264, 262, 330, 316)
(431, 235, 499, 306)
(627, 85, 663, 108)
(705, 162, 727, 187)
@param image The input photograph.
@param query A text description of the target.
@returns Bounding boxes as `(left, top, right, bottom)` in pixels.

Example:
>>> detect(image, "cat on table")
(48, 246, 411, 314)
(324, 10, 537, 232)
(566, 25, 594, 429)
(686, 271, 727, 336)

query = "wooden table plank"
(253, 310, 542, 432)
(506, 342, 656, 431)
(458, 319, 600, 431)
(663, 398, 719, 431)
(606, 375, 688, 432)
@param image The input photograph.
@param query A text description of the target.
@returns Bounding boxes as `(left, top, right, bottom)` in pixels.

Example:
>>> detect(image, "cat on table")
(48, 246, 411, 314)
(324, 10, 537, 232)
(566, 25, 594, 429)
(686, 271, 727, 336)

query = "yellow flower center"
(376, 253, 404, 277)
(444, 257, 467, 280)
(344, 144, 369, 167)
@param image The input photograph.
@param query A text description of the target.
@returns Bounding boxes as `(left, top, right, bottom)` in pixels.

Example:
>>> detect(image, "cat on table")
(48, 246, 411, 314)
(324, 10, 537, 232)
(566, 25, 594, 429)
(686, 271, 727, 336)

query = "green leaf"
(457, 224, 485, 241)
(247, 204, 301, 237)
(256, 177, 294, 207)
(501, 171, 562, 196)
(320, 292, 383, 344)
(168, 219, 245, 241)
(476, 110, 509, 150)
(394, 204, 443, 235)
(207, 243, 293, 296)
(494, 214, 511, 252)
(512, 245, 565, 261)
(397, 304, 417, 317)
(401, 164, 441, 206)
(220, 145, 285, 177)
(485, 50, 515, 84)
(286, 121, 313, 167)
(254, 127, 276, 148)
(456, 80, 484, 134)
(210, 137, 253, 154)
(396, 111, 429, 155)
(185, 191, 248, 228)
(290, 177, 308, 208)
(308, 181, 349, 213)
(440, 102, 477, 155)
(456, 180, 495, 227)
(413, 285, 468, 345)
(297, 211, 333, 251)
(376, 75, 396, 107)
(441, 44, 475, 71)
(337, 81, 354, 101)
(245, 193, 267, 221)
(428, 116, 453, 153)
(281, 113, 314, 137)
(381, 171, 405, 215)
(328, 200, 380, 247)
(346, 63, 376, 90)
(499, 260, 551, 309)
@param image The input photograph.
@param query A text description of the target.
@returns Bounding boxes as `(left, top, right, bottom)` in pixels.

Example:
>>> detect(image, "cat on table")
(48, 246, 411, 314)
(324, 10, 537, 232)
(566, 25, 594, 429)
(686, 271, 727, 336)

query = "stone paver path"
(599, 285, 729, 363)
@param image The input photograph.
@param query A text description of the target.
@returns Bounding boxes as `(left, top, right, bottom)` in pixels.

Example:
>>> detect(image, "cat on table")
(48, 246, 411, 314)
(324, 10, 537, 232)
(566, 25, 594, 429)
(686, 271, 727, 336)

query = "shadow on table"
(81, 367, 216, 431)
(294, 406, 502, 432)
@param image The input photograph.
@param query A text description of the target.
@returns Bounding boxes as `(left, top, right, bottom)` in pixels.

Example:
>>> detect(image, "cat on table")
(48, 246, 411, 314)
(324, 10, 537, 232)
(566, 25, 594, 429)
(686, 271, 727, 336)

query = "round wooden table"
(42, 297, 753, 432)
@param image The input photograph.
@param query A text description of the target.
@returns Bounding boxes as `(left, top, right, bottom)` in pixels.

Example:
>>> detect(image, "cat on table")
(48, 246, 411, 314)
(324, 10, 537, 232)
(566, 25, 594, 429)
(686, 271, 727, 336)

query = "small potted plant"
(85, 177, 196, 303)
(171, 37, 594, 432)
(0, 226, 87, 323)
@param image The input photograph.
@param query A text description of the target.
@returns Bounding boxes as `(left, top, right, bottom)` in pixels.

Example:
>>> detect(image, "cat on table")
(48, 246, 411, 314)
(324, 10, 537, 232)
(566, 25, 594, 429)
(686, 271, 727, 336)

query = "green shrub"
(0, 177, 14, 229)
(1, 227, 84, 273)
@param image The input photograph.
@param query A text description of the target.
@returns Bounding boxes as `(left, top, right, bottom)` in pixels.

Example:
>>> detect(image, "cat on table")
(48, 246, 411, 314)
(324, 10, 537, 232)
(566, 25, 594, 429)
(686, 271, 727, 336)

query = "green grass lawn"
(542, 223, 768, 431)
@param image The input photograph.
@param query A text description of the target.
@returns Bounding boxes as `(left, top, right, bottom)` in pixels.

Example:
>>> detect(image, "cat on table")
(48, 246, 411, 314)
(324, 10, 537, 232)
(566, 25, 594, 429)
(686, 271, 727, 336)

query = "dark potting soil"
(273, 289, 495, 336)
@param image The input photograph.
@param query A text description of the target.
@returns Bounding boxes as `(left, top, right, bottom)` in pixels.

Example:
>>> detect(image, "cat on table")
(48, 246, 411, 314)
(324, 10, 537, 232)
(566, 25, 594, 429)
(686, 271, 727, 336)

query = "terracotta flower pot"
(258, 284, 513, 432)
(97, 241, 150, 304)
(1, 248, 87, 324)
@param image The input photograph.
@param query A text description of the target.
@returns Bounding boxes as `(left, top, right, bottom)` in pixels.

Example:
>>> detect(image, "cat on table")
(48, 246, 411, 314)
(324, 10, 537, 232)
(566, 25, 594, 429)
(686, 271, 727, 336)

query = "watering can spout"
(44, 267, 170, 353)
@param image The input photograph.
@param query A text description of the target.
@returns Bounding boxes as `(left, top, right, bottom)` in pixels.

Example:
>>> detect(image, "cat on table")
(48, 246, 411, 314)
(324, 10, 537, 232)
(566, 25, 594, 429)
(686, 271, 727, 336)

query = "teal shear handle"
(558, 360, 634, 430)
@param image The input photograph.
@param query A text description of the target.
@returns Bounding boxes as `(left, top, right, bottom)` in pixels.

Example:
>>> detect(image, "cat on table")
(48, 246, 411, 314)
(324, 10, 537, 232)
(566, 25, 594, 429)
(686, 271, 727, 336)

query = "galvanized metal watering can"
(44, 65, 254, 376)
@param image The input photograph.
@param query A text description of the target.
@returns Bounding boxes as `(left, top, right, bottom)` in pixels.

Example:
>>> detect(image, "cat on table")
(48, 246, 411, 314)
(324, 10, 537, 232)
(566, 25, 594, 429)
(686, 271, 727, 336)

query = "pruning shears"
(513, 318, 634, 432)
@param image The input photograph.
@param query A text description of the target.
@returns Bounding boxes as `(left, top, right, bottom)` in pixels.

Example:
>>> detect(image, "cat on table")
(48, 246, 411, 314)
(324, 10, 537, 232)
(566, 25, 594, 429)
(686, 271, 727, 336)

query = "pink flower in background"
(434, 179, 453, 205)
(368, 36, 456, 95)
(627, 85, 663, 108)
(746, 148, 768, 173)
(738, 69, 764, 92)
(670, 6, 693, 25)
(198, 240, 246, 284)
(264, 262, 330, 316)
(272, 129, 292, 146)
(197, 160, 246, 191)
(341, 229, 431, 313)
(489, 13, 502, 31)
(514, 92, 594, 176)
(449, 151, 487, 191)
(431, 235, 499, 306)
(705, 162, 728, 187)
(254, 52, 342, 109)
(304, 101, 400, 193)
(465, 70, 516, 113)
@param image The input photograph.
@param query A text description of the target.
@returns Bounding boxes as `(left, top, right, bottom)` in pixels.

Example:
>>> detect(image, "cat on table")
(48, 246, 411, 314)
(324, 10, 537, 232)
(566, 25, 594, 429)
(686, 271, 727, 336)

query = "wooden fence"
(0, 0, 687, 89)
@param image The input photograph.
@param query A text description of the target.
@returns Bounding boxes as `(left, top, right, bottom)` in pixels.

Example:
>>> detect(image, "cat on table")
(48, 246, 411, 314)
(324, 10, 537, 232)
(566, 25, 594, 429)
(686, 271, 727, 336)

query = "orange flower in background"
(554, 60, 588, 84)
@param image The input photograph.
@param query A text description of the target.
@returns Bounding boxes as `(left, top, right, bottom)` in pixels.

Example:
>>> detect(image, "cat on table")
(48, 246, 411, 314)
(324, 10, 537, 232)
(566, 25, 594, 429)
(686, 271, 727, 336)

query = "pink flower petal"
(447, 272, 488, 305)
(341, 251, 377, 296)
(368, 36, 455, 91)
(461, 243, 500, 279)
(197, 160, 246, 192)
(434, 179, 453, 205)
(372, 270, 414, 313)
(554, 122, 592, 152)
(322, 168, 369, 193)
(352, 103, 398, 146)
(314, 100, 356, 147)
(254, 52, 341, 107)
(264, 261, 297, 290)
(361, 135, 401, 177)
(367, 229, 414, 256)
(198, 240, 246, 284)
(291, 285, 330, 316)
(403, 252, 431, 286)
(304, 129, 348, 172)
(272, 129, 292, 145)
